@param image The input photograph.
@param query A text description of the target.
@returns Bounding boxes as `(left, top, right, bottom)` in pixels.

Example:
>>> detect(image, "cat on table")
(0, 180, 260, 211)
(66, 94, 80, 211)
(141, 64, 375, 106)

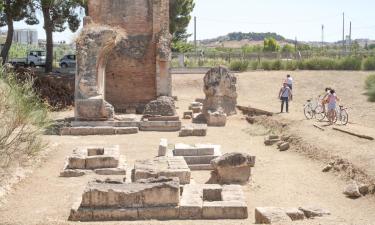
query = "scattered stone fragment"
(264, 137, 281, 146)
(285, 208, 305, 221)
(206, 110, 227, 127)
(343, 181, 362, 198)
(298, 206, 331, 218)
(322, 164, 333, 172)
(210, 152, 255, 184)
(158, 138, 168, 157)
(358, 183, 369, 196)
(278, 142, 290, 151)
(183, 111, 193, 119)
(143, 96, 177, 116)
(255, 207, 292, 224)
(179, 124, 207, 137)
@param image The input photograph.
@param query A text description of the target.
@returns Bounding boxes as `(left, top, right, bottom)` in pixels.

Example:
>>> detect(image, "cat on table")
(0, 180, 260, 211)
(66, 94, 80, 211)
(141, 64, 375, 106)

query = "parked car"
(60, 54, 76, 68)
(8, 50, 46, 67)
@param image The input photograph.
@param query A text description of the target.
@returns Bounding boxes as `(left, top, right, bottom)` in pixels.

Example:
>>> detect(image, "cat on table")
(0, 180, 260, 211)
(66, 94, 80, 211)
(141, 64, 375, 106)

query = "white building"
(13, 29, 38, 45)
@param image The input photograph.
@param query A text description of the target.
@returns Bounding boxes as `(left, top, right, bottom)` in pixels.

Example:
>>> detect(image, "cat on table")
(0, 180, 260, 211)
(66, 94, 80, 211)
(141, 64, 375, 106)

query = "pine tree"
(169, 0, 195, 43)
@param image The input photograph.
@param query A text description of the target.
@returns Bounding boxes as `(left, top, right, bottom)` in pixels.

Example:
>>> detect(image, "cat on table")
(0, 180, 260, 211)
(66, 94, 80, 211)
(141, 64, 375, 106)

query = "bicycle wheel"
(304, 105, 314, 119)
(315, 105, 325, 121)
(339, 109, 349, 125)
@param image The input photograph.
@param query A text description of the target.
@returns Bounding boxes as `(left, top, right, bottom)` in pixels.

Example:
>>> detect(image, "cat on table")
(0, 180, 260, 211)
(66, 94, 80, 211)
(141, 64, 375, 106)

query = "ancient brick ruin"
(75, 0, 172, 121)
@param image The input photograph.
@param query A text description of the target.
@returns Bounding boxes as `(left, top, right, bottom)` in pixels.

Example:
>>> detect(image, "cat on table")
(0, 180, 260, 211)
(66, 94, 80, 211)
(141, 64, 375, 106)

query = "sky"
(5, 0, 375, 43)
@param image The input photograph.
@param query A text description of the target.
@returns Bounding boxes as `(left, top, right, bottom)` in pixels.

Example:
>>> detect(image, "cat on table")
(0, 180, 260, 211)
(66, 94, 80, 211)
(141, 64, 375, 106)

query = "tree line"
(0, 0, 195, 72)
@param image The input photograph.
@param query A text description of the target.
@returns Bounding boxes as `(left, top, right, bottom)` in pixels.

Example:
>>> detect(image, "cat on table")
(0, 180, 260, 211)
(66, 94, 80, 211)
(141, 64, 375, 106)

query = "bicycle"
(335, 105, 349, 125)
(303, 97, 325, 120)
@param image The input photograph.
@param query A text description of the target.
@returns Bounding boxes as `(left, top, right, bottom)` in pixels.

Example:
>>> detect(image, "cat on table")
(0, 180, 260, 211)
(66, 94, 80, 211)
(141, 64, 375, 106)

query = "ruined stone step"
(61, 127, 139, 136)
(139, 121, 181, 132)
(188, 164, 213, 171)
(183, 155, 218, 165)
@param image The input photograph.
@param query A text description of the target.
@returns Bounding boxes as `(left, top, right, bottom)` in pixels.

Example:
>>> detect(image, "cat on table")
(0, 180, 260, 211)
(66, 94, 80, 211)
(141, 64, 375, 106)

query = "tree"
(34, 0, 81, 72)
(172, 41, 194, 53)
(263, 37, 280, 52)
(281, 44, 295, 54)
(0, 0, 38, 64)
(169, 0, 195, 43)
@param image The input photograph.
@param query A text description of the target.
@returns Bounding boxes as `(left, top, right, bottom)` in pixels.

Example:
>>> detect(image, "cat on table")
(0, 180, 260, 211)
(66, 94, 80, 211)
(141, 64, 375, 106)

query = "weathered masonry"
(75, 0, 172, 120)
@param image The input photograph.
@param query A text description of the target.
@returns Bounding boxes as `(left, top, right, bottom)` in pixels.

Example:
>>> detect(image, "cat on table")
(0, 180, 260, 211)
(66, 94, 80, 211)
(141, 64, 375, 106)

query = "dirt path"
(1, 71, 375, 225)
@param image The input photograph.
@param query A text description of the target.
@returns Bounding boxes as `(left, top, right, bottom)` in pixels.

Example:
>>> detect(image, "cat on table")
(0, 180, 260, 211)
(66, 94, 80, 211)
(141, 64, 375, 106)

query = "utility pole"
(194, 16, 197, 60)
(342, 12, 345, 51)
(321, 24, 325, 48)
(349, 21, 352, 49)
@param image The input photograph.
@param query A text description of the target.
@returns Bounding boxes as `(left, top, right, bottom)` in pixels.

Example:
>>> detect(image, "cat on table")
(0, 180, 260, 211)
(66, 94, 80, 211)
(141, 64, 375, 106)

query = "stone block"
(140, 121, 181, 132)
(70, 127, 96, 136)
(192, 113, 207, 124)
(195, 144, 217, 156)
(60, 127, 71, 135)
(133, 157, 191, 185)
(115, 127, 139, 135)
(202, 201, 248, 219)
(298, 206, 331, 218)
(179, 205, 202, 219)
(255, 207, 292, 224)
(138, 207, 179, 220)
(188, 164, 213, 171)
(206, 110, 227, 127)
(146, 115, 180, 121)
(85, 156, 119, 169)
(81, 178, 180, 208)
(184, 155, 217, 165)
(158, 138, 168, 156)
(191, 106, 202, 114)
(94, 167, 126, 175)
(92, 208, 138, 221)
(174, 143, 198, 156)
(60, 169, 86, 177)
(285, 208, 305, 221)
(93, 127, 115, 135)
(67, 156, 86, 169)
(278, 142, 290, 151)
(183, 111, 193, 119)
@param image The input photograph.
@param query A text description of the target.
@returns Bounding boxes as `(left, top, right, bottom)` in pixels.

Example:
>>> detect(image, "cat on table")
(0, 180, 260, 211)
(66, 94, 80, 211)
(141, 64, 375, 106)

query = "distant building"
(13, 29, 38, 45)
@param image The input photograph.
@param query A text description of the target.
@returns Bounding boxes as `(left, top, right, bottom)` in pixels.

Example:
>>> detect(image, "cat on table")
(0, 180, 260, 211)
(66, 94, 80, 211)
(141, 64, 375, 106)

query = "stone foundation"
(132, 157, 191, 185)
(69, 178, 248, 221)
(60, 146, 126, 177)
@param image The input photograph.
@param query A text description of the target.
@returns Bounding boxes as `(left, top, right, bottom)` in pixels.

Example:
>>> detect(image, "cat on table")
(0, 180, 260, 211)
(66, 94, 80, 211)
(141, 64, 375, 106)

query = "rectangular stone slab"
(81, 179, 180, 208)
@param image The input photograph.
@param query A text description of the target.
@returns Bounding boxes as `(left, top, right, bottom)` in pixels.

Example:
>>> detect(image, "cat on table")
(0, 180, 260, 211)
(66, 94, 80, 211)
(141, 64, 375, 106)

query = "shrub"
(301, 58, 336, 70)
(363, 57, 375, 71)
(261, 60, 271, 70)
(0, 67, 50, 167)
(337, 57, 362, 70)
(229, 60, 249, 72)
(271, 60, 283, 70)
(284, 60, 297, 70)
(250, 61, 259, 70)
(365, 74, 375, 102)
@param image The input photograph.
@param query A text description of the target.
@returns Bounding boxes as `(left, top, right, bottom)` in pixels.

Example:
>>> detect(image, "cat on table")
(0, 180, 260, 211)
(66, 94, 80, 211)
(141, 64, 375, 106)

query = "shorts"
(287, 84, 293, 90)
(328, 103, 336, 111)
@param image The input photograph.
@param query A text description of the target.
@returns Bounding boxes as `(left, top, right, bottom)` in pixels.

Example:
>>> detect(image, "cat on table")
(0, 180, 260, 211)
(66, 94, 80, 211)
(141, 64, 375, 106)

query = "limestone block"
(210, 152, 255, 184)
(81, 177, 180, 208)
(138, 207, 179, 220)
(255, 207, 292, 224)
(298, 206, 331, 218)
(94, 167, 126, 175)
(202, 66, 237, 116)
(184, 155, 217, 165)
(60, 127, 71, 135)
(278, 142, 290, 151)
(69, 127, 96, 136)
(202, 201, 248, 219)
(60, 169, 86, 177)
(93, 127, 115, 135)
(67, 156, 86, 169)
(183, 111, 193, 119)
(206, 110, 227, 127)
(143, 96, 176, 116)
(285, 208, 305, 221)
(158, 138, 168, 156)
(343, 181, 362, 198)
(191, 106, 202, 114)
(140, 121, 181, 132)
(85, 156, 119, 169)
(115, 127, 139, 135)
(92, 208, 138, 221)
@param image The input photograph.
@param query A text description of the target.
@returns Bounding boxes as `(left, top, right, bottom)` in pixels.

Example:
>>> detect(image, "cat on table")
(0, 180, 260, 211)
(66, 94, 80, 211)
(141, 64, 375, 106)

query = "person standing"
(279, 82, 293, 113)
(327, 89, 339, 125)
(286, 74, 293, 90)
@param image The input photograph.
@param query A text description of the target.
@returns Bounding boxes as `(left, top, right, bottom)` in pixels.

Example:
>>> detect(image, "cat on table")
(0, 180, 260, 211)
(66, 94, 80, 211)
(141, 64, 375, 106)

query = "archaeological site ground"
(1, 1, 375, 225)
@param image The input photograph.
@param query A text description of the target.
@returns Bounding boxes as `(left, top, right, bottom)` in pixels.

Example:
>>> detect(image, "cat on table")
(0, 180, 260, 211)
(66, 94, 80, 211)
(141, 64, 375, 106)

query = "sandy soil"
(1, 71, 375, 225)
